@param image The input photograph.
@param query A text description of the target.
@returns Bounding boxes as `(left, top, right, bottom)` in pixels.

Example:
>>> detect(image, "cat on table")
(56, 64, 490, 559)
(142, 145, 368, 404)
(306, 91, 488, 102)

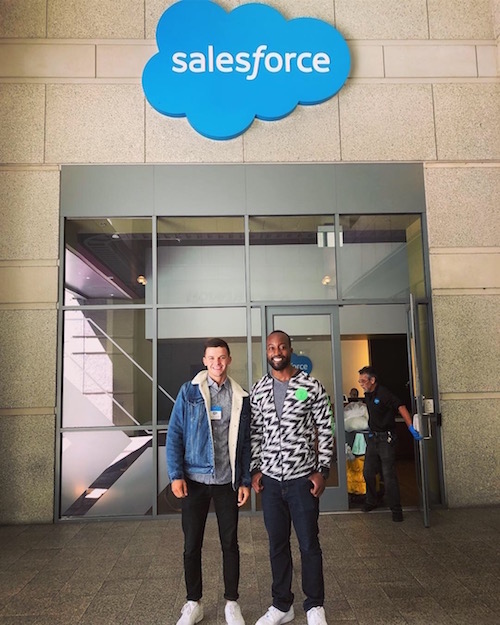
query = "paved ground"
(0, 506, 499, 624)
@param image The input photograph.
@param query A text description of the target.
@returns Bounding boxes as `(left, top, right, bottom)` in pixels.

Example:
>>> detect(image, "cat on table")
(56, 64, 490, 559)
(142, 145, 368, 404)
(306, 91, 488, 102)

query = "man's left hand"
(309, 472, 326, 498)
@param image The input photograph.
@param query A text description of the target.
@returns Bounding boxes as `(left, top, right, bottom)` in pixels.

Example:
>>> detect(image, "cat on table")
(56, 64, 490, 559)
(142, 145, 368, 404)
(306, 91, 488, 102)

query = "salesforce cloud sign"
(142, 0, 351, 140)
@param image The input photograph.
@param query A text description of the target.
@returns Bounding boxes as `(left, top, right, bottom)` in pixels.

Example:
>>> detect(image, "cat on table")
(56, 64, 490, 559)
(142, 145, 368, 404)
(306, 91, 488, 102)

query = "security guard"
(358, 366, 422, 522)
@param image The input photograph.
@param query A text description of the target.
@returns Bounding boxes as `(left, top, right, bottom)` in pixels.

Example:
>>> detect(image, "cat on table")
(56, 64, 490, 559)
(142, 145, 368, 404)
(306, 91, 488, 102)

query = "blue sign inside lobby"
(142, 0, 351, 140)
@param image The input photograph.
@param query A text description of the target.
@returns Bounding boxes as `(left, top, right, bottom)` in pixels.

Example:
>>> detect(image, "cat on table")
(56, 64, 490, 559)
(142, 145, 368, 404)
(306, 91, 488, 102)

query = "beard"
(267, 354, 291, 371)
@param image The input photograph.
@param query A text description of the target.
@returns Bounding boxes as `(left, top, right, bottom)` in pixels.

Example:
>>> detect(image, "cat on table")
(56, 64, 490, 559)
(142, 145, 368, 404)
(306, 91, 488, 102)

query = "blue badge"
(142, 0, 351, 140)
(374, 398, 380, 405)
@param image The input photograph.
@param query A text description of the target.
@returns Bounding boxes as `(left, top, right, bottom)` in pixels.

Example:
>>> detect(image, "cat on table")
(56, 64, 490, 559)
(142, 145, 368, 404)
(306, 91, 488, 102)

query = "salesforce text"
(172, 44, 331, 81)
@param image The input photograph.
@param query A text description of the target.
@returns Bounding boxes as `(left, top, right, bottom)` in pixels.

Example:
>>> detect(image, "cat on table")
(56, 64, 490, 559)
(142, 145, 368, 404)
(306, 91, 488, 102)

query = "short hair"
(267, 330, 292, 348)
(358, 366, 377, 380)
(204, 337, 230, 356)
(349, 388, 359, 397)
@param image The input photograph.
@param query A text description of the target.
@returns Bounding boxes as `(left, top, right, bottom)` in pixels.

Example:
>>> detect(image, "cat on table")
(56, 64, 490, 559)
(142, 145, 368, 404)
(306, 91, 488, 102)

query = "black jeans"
(261, 474, 324, 613)
(363, 433, 402, 512)
(181, 479, 240, 602)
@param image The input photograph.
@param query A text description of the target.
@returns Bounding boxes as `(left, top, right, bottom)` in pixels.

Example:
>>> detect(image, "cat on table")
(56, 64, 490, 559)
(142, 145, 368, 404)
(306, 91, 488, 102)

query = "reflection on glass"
(339, 215, 425, 299)
(62, 309, 152, 427)
(249, 216, 337, 301)
(64, 218, 151, 305)
(157, 309, 248, 424)
(157, 217, 245, 306)
(60, 429, 153, 517)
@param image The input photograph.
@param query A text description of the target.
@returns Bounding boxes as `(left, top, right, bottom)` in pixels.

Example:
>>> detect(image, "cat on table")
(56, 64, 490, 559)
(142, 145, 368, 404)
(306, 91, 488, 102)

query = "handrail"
(65, 352, 145, 429)
(86, 317, 176, 403)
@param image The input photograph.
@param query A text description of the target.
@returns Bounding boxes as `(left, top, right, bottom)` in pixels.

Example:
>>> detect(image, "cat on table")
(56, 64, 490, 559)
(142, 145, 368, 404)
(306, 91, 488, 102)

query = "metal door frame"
(264, 305, 348, 512)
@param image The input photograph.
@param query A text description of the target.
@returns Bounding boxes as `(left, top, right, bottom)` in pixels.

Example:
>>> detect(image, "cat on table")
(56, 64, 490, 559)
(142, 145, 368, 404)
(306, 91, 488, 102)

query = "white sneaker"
(255, 605, 294, 625)
(225, 601, 245, 625)
(176, 601, 204, 625)
(306, 606, 327, 625)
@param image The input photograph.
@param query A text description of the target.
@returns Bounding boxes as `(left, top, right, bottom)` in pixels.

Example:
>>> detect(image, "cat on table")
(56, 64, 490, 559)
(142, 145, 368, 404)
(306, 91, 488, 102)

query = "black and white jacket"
(250, 370, 334, 481)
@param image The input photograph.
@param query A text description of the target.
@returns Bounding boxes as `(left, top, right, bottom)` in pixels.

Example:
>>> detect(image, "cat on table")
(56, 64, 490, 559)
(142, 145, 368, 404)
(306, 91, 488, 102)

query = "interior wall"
(340, 339, 369, 397)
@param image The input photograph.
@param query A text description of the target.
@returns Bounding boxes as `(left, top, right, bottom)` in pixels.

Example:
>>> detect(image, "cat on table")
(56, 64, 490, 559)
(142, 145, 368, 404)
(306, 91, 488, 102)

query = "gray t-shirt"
(273, 377, 289, 418)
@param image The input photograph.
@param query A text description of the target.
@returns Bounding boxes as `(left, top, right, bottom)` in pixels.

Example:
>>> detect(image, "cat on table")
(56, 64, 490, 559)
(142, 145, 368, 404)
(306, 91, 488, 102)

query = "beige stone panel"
(47, 0, 144, 39)
(428, 0, 494, 39)
(476, 45, 498, 77)
(258, 0, 334, 22)
(424, 166, 500, 248)
(432, 294, 499, 393)
(339, 83, 436, 161)
(335, 0, 428, 40)
(97, 44, 156, 78)
(0, 43, 95, 79)
(430, 252, 500, 289)
(0, 0, 46, 38)
(0, 309, 57, 408)
(243, 99, 340, 162)
(495, 0, 500, 39)
(0, 265, 58, 304)
(146, 0, 241, 39)
(45, 84, 144, 164)
(0, 84, 45, 164)
(433, 84, 500, 161)
(146, 106, 244, 163)
(441, 398, 500, 507)
(351, 45, 384, 78)
(0, 170, 60, 260)
(384, 45, 477, 78)
(0, 414, 55, 523)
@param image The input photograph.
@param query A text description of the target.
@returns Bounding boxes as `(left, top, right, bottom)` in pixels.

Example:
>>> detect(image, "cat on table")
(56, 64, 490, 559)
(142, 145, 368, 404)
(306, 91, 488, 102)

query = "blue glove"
(409, 425, 423, 441)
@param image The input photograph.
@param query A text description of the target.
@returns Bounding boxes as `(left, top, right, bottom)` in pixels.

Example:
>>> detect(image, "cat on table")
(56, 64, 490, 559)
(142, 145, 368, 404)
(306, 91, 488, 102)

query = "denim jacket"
(166, 370, 251, 489)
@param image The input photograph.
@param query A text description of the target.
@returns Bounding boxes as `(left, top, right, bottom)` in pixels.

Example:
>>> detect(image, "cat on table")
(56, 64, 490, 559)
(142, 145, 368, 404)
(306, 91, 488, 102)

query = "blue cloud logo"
(142, 0, 351, 140)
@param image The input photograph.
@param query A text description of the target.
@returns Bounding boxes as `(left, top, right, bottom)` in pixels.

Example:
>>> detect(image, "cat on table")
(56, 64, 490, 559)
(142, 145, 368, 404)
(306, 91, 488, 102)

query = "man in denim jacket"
(167, 338, 251, 625)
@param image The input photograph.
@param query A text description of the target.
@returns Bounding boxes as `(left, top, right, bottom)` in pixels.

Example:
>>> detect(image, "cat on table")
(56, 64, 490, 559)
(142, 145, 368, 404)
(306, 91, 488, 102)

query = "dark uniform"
(363, 384, 404, 516)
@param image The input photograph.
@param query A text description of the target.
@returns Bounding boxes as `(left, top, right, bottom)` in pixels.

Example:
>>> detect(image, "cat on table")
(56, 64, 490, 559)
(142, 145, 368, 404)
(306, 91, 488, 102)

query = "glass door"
(265, 306, 348, 512)
(407, 295, 444, 526)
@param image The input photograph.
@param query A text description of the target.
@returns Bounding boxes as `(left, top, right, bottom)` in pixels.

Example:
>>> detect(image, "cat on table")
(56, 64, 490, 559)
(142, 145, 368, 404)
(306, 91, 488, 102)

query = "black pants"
(181, 480, 240, 601)
(363, 434, 402, 512)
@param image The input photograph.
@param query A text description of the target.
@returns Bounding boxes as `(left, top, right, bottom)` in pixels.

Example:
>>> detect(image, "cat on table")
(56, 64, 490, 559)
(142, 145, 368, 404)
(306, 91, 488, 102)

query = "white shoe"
(255, 605, 294, 625)
(225, 601, 245, 625)
(306, 606, 327, 625)
(176, 601, 204, 625)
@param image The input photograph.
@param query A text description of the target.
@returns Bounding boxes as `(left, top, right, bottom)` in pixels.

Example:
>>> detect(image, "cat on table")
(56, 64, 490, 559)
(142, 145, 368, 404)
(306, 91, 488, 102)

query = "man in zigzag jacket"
(167, 338, 251, 625)
(251, 331, 334, 625)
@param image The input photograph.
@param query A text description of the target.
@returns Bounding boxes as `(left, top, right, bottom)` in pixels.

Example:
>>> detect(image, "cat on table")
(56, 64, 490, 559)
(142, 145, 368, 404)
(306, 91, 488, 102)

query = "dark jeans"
(261, 474, 324, 613)
(363, 434, 402, 512)
(181, 479, 240, 602)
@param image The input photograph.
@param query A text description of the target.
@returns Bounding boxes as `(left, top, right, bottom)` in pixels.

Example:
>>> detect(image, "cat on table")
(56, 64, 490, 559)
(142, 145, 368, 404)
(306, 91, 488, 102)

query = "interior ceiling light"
(136, 275, 147, 285)
(321, 275, 332, 286)
(111, 233, 120, 239)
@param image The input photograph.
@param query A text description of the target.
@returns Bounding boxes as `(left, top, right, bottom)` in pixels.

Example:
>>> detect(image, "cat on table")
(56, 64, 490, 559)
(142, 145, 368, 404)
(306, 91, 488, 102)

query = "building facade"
(0, 0, 498, 523)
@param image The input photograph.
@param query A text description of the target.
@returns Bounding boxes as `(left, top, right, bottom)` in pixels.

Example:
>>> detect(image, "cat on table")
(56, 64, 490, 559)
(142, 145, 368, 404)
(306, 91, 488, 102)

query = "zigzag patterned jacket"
(250, 370, 334, 481)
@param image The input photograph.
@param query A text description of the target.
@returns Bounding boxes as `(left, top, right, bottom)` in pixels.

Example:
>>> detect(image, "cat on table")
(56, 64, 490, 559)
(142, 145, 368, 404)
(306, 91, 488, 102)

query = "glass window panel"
(64, 218, 151, 305)
(157, 308, 249, 424)
(63, 309, 152, 427)
(249, 216, 337, 301)
(157, 217, 245, 306)
(60, 429, 153, 517)
(339, 214, 425, 299)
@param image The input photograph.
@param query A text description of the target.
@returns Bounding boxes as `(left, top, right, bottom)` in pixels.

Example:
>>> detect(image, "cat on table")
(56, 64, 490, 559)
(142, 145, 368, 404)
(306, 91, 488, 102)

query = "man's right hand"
(251, 471, 263, 493)
(171, 479, 188, 499)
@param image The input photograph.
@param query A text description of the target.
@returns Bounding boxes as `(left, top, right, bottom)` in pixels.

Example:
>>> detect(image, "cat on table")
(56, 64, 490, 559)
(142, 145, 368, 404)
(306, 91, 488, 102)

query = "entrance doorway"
(266, 304, 422, 514)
